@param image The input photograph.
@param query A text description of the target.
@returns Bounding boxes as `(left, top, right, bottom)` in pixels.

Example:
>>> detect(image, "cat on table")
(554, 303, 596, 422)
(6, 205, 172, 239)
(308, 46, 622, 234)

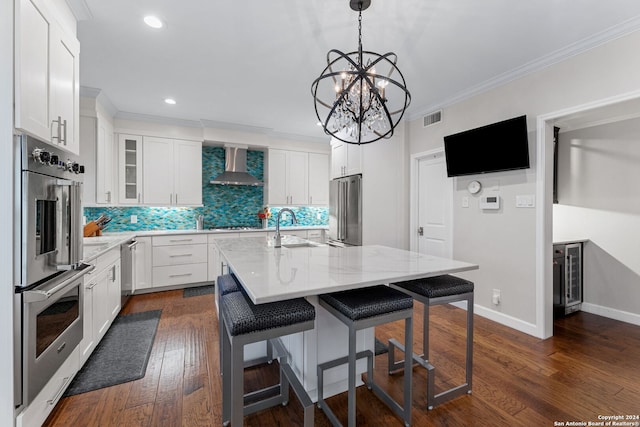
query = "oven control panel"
(31, 148, 84, 174)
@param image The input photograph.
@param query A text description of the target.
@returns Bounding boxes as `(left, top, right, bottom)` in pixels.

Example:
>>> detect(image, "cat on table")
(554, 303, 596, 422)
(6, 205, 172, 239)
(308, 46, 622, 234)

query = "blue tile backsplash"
(84, 146, 329, 232)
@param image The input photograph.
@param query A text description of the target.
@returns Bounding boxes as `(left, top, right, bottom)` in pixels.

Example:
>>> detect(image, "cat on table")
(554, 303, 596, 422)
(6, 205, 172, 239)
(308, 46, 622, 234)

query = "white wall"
(2, 0, 15, 424)
(408, 29, 640, 336)
(554, 117, 640, 325)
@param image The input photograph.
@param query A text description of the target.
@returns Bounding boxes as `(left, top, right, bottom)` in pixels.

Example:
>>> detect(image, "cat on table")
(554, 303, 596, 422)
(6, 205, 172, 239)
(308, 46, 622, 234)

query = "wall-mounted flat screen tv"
(443, 115, 530, 177)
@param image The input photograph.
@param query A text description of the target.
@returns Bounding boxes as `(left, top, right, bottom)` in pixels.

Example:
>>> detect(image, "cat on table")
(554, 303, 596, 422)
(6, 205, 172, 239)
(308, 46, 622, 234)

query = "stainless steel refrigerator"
(328, 174, 362, 246)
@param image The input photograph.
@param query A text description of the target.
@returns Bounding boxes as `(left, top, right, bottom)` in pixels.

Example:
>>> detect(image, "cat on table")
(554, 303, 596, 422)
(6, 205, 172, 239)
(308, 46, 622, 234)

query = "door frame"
(535, 88, 640, 339)
(409, 148, 453, 256)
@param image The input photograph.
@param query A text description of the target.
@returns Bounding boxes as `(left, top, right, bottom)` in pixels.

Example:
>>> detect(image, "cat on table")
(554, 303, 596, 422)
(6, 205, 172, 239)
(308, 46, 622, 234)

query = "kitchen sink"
(282, 241, 322, 248)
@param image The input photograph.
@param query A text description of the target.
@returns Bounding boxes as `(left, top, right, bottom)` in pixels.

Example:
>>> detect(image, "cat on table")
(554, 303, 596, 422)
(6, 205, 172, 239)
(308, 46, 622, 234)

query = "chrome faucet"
(274, 208, 297, 248)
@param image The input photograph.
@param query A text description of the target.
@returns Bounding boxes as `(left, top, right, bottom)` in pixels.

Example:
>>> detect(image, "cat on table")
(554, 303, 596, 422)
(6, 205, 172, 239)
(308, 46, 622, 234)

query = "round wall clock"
(467, 180, 482, 194)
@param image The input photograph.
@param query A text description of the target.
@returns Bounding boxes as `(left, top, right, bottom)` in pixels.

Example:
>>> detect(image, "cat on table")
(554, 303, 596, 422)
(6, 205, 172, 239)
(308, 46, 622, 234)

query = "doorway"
(537, 90, 640, 338)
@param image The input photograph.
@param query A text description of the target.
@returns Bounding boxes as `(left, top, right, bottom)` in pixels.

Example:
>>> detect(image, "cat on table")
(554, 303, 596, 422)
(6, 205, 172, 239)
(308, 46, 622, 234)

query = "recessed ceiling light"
(144, 15, 164, 29)
(164, 98, 176, 105)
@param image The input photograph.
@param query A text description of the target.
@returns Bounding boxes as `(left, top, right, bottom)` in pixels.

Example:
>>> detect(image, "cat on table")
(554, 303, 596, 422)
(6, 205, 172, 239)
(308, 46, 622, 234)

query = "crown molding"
(407, 16, 640, 122)
(65, 0, 92, 21)
(115, 111, 204, 128)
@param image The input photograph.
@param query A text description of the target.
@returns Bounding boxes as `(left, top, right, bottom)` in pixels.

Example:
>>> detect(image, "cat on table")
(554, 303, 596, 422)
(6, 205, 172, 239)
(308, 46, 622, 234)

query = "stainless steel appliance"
(328, 174, 362, 246)
(14, 135, 92, 407)
(553, 243, 583, 318)
(120, 238, 138, 307)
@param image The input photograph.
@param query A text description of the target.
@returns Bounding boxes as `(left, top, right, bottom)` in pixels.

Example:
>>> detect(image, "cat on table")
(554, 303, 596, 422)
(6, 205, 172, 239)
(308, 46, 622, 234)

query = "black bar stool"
(389, 274, 474, 410)
(217, 274, 240, 374)
(317, 285, 414, 427)
(220, 281, 316, 426)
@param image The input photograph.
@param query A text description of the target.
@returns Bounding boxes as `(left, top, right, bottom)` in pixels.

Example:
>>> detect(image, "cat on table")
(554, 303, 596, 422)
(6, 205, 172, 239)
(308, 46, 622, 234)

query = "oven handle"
(23, 263, 95, 303)
(127, 240, 139, 250)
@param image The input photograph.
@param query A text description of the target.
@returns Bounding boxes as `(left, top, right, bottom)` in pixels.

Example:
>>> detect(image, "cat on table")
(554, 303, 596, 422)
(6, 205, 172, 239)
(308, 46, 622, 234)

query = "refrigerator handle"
(341, 180, 348, 240)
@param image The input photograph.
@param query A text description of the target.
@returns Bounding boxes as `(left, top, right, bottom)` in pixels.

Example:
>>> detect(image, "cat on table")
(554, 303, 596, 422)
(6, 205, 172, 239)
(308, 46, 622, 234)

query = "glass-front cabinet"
(118, 134, 143, 204)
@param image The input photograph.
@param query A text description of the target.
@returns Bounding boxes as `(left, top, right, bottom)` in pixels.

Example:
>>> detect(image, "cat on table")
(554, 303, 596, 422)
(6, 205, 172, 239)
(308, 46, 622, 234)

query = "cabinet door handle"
(169, 253, 193, 258)
(175, 193, 178, 205)
(138, 193, 141, 203)
(169, 239, 193, 243)
(169, 273, 193, 278)
(47, 376, 72, 405)
(106, 191, 111, 203)
(51, 116, 62, 143)
(62, 119, 67, 146)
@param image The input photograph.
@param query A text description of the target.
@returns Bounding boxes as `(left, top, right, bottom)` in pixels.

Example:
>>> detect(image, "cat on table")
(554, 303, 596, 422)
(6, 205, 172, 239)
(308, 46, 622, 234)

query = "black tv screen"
(443, 115, 530, 177)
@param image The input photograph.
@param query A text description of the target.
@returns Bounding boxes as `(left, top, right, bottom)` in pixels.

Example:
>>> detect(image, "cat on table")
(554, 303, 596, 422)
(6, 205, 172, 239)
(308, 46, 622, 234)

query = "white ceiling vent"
(423, 110, 442, 127)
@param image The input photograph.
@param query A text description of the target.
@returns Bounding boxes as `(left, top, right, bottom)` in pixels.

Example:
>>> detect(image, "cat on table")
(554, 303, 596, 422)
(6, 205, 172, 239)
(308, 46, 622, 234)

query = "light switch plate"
(516, 195, 535, 208)
(131, 215, 138, 224)
(462, 196, 469, 208)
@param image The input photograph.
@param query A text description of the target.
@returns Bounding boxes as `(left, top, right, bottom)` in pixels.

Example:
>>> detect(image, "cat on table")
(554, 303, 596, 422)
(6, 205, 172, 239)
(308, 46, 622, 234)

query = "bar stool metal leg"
(389, 275, 474, 411)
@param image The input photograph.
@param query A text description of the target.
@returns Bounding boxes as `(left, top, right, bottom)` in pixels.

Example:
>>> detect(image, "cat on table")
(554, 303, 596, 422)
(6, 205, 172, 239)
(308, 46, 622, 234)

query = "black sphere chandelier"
(311, 0, 411, 145)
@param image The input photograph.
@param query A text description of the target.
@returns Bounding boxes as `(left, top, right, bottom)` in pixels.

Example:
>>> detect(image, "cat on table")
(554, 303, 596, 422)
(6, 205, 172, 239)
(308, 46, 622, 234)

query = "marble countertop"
(216, 237, 479, 304)
(82, 226, 328, 261)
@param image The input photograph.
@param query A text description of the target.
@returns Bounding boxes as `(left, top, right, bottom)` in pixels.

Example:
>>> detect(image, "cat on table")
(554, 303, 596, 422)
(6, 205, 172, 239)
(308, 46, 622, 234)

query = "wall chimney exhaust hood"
(210, 146, 264, 186)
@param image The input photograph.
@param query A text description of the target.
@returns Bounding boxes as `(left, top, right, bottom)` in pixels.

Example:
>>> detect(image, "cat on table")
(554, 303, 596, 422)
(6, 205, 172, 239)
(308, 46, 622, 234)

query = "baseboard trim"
(581, 303, 640, 327)
(473, 305, 540, 338)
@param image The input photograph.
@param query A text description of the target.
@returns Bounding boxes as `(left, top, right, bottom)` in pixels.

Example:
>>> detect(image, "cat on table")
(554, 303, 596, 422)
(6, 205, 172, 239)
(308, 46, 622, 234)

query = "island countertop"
(216, 237, 479, 304)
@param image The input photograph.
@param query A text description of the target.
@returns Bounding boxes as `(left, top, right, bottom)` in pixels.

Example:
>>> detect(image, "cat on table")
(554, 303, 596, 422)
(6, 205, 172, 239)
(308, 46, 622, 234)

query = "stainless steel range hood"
(210, 146, 263, 186)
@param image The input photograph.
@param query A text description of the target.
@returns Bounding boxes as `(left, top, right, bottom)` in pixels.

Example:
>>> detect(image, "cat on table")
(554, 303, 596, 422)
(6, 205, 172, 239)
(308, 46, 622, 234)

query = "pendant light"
(311, 0, 411, 145)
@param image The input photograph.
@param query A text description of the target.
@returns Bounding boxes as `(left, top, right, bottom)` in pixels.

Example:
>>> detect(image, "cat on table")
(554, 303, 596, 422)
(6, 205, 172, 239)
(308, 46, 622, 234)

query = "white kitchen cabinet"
(95, 111, 115, 204)
(267, 149, 308, 205)
(80, 247, 120, 366)
(79, 102, 115, 205)
(143, 136, 202, 206)
(331, 140, 361, 178)
(133, 236, 153, 291)
(308, 153, 329, 205)
(118, 134, 143, 204)
(151, 234, 208, 287)
(14, 0, 79, 154)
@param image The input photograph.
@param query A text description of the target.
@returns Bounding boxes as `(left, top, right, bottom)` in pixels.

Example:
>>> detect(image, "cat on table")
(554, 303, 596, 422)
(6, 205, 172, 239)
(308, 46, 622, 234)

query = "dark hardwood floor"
(44, 288, 640, 426)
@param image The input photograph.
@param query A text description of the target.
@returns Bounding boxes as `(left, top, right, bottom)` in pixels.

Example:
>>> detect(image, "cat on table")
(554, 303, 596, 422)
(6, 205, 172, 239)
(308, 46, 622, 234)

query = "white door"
(416, 150, 452, 257)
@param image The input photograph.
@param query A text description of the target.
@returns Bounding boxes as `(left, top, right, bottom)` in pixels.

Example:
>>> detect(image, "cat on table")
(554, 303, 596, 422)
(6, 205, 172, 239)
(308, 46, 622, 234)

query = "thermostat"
(480, 195, 500, 210)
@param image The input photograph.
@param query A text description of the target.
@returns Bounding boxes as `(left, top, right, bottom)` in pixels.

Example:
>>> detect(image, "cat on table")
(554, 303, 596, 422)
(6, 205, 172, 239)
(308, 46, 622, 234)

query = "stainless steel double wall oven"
(14, 135, 91, 407)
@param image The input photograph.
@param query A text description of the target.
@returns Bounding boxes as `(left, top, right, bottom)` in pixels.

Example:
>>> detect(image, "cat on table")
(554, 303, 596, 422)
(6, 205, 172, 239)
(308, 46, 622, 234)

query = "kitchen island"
(216, 236, 478, 401)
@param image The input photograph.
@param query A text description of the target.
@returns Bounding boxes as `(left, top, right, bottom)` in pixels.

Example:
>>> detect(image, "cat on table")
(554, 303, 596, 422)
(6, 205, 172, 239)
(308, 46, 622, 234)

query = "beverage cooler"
(553, 242, 583, 318)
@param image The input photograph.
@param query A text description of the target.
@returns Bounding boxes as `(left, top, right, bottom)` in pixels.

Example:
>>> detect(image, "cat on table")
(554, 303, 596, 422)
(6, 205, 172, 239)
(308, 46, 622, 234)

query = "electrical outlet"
(317, 212, 322, 220)
(131, 215, 137, 224)
(492, 289, 501, 305)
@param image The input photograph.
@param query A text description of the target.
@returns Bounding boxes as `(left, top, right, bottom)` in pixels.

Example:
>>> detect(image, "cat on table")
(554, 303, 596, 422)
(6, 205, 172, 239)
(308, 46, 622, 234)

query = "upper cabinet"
(79, 96, 115, 205)
(308, 153, 329, 206)
(143, 136, 202, 206)
(331, 140, 361, 179)
(15, 0, 79, 154)
(118, 134, 143, 204)
(95, 112, 115, 204)
(267, 149, 309, 205)
(117, 134, 202, 206)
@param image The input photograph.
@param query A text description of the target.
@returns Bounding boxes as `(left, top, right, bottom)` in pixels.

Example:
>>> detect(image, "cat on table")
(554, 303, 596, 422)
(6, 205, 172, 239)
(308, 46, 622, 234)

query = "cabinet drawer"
(93, 247, 120, 272)
(16, 346, 79, 427)
(152, 263, 208, 286)
(153, 244, 207, 266)
(153, 234, 207, 246)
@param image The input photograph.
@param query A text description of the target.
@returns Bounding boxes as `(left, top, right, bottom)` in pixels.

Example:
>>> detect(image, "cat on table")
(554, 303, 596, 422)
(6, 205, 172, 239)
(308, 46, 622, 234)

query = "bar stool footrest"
(387, 338, 431, 373)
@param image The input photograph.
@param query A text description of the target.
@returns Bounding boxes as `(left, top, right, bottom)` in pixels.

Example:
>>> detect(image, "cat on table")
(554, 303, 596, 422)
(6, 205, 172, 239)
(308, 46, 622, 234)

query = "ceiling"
(72, 0, 640, 142)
